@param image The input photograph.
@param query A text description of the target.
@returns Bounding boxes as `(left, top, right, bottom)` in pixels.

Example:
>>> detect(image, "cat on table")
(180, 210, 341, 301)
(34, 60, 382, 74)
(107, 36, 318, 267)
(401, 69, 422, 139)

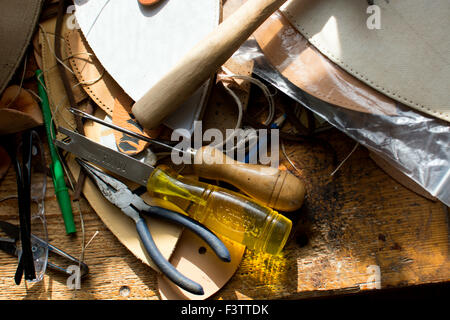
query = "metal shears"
(76, 158, 231, 295)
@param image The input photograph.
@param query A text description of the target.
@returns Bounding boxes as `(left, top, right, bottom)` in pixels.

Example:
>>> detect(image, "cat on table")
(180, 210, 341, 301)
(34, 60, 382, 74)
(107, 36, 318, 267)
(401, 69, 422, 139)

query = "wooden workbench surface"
(0, 122, 448, 300)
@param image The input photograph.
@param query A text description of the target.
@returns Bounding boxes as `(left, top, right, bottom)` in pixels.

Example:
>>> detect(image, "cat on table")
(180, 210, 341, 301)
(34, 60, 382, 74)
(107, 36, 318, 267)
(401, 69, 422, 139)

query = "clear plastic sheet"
(231, 38, 450, 206)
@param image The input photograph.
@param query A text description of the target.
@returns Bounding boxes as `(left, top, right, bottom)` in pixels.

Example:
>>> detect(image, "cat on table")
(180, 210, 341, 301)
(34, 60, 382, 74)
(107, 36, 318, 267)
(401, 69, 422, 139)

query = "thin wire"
(25, 89, 43, 103)
(281, 140, 302, 176)
(84, 0, 112, 38)
(0, 195, 18, 202)
(69, 108, 193, 155)
(213, 67, 276, 153)
(39, 25, 75, 75)
(36, 26, 102, 132)
(84, 230, 99, 250)
(211, 83, 243, 151)
(4, 53, 28, 109)
(219, 67, 276, 125)
(59, 158, 87, 265)
(330, 142, 360, 177)
(36, 72, 75, 131)
(35, 19, 111, 269)
(67, 52, 106, 87)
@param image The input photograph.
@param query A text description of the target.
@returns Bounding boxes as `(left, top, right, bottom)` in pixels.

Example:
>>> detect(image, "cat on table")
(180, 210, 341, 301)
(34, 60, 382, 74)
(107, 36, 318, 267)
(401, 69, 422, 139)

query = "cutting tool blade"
(55, 127, 153, 187)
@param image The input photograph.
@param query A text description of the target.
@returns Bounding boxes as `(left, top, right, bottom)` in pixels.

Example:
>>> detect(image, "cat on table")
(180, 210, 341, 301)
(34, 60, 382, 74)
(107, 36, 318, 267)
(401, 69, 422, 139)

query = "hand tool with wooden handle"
(193, 145, 305, 212)
(71, 108, 305, 212)
(55, 127, 293, 255)
(131, 0, 288, 129)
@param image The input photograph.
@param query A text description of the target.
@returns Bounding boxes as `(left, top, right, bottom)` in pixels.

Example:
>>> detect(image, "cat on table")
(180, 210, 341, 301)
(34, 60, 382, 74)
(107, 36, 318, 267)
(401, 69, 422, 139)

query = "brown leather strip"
(54, 0, 84, 134)
(112, 98, 162, 155)
(65, 29, 117, 117)
(65, 28, 163, 156)
(54, 0, 86, 201)
(253, 11, 398, 116)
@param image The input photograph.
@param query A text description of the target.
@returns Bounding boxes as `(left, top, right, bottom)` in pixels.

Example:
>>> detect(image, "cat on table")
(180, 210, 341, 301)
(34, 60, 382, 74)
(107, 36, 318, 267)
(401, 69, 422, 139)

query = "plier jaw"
(76, 159, 144, 222)
(77, 158, 231, 295)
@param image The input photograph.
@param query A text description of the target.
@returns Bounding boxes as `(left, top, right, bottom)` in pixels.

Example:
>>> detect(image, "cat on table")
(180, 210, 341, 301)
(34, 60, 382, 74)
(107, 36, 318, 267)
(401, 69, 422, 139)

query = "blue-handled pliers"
(77, 158, 231, 295)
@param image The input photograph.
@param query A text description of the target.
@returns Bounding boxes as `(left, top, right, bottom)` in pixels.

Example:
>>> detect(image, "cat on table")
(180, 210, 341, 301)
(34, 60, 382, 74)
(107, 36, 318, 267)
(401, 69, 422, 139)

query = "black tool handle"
(144, 206, 231, 262)
(14, 130, 36, 284)
(135, 218, 204, 295)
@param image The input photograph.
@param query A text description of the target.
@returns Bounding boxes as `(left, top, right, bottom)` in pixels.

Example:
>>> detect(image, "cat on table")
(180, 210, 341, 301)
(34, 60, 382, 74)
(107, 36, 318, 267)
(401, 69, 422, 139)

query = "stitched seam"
(282, 10, 449, 119)
(257, 29, 384, 112)
(41, 28, 75, 129)
(65, 31, 113, 116)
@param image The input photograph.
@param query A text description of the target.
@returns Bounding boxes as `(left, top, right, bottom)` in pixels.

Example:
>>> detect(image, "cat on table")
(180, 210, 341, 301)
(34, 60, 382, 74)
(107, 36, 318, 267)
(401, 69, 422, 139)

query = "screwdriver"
(69, 108, 305, 212)
(55, 127, 293, 255)
(37, 70, 76, 234)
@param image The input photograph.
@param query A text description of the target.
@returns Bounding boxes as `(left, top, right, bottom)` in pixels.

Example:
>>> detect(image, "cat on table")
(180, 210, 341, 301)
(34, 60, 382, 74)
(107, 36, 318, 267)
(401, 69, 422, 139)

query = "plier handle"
(77, 159, 230, 295)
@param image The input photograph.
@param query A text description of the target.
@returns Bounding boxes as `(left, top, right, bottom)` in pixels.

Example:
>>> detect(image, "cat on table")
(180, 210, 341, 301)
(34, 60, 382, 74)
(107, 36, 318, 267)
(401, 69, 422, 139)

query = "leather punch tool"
(76, 158, 231, 295)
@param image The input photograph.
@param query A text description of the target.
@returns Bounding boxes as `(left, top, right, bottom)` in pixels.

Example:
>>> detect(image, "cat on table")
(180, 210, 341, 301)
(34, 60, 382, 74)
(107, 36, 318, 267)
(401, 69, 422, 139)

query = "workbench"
(0, 114, 448, 300)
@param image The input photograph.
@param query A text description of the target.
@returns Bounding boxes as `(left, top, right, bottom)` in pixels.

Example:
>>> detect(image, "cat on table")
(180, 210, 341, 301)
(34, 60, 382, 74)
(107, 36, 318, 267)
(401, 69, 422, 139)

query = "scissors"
(76, 158, 231, 295)
(0, 221, 89, 279)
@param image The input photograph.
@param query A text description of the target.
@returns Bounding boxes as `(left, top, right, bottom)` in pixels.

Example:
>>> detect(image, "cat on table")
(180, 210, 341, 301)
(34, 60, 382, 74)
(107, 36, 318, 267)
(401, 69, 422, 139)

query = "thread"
(330, 142, 359, 177)
(3, 53, 28, 109)
(281, 140, 302, 176)
(214, 67, 276, 153)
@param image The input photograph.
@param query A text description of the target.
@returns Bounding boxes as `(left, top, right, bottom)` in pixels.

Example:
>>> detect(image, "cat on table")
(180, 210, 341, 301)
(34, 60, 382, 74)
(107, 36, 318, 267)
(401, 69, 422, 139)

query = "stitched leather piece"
(281, 0, 450, 122)
(65, 29, 119, 117)
(253, 11, 398, 116)
(65, 29, 162, 155)
(39, 16, 87, 139)
(112, 97, 162, 155)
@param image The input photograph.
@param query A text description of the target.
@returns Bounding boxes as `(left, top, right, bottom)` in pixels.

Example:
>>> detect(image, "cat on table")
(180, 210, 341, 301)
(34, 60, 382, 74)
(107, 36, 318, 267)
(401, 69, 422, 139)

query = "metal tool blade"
(69, 108, 195, 156)
(55, 127, 153, 186)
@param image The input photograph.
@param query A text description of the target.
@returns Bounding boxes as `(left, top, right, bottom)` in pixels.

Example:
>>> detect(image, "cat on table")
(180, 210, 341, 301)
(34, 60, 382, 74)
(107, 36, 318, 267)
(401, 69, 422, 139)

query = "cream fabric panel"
(281, 0, 450, 122)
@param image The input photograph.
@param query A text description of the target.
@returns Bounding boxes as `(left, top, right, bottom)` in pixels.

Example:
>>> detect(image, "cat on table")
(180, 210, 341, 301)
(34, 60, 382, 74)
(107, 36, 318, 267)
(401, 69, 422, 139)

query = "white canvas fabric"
(74, 0, 220, 132)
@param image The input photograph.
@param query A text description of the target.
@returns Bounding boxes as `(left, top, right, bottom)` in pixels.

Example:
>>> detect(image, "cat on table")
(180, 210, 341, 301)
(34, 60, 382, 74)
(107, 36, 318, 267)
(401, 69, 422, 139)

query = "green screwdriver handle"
(36, 70, 76, 234)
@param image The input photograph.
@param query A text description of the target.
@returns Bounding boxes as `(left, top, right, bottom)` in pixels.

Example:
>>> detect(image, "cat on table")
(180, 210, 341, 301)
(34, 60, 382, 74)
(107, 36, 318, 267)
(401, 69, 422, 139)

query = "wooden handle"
(132, 0, 288, 129)
(193, 146, 305, 212)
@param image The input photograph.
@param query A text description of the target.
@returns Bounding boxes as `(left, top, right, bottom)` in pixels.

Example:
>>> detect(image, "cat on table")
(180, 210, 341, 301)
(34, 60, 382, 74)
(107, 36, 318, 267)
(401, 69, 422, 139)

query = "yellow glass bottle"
(147, 166, 292, 255)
